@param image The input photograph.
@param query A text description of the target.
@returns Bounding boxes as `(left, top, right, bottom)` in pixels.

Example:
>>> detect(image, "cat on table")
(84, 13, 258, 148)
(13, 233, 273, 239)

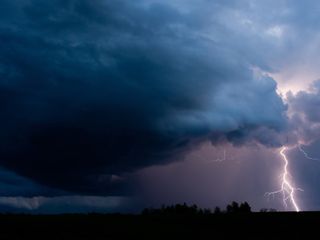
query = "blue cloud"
(0, 0, 292, 195)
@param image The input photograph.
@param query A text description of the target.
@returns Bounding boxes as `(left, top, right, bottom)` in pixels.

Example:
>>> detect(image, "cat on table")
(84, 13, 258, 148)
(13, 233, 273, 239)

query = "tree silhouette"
(226, 201, 239, 213)
(239, 202, 251, 213)
(214, 206, 221, 214)
(142, 201, 253, 215)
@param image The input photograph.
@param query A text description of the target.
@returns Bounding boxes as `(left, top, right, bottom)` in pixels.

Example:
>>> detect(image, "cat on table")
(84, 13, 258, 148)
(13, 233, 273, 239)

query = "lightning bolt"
(211, 149, 226, 163)
(298, 145, 320, 162)
(265, 146, 303, 212)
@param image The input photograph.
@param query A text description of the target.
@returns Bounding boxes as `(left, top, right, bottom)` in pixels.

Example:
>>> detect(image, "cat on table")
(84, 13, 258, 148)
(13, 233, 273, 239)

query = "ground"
(0, 212, 318, 239)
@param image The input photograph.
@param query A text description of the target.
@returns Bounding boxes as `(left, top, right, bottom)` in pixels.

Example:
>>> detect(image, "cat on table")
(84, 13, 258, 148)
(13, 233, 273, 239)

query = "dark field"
(0, 212, 318, 239)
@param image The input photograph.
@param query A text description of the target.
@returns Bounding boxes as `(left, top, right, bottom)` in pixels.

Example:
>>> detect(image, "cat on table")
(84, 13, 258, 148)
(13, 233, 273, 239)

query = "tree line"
(142, 201, 254, 215)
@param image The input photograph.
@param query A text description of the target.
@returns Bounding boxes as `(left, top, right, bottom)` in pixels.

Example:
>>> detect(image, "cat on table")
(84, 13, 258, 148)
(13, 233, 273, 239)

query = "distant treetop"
(142, 201, 252, 216)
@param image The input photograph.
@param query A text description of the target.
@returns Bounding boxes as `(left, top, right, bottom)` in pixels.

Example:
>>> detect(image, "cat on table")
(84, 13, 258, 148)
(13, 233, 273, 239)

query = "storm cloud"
(285, 80, 320, 145)
(0, 195, 133, 213)
(0, 0, 289, 195)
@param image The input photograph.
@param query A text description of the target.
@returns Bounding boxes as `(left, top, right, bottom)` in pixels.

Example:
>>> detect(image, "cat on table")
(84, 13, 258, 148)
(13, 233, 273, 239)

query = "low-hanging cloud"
(0, 0, 289, 195)
(0, 196, 133, 213)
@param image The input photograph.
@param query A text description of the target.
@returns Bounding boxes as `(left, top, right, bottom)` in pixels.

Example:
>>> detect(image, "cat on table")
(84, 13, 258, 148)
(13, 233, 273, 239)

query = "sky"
(1, 0, 320, 213)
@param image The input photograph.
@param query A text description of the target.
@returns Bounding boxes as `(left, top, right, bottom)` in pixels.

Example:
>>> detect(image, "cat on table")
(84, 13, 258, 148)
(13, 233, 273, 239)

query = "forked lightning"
(265, 146, 303, 212)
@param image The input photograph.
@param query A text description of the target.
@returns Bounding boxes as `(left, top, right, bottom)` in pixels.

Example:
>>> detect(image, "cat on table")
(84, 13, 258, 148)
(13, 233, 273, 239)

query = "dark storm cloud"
(288, 81, 320, 123)
(286, 80, 320, 144)
(0, 167, 62, 197)
(0, 196, 134, 214)
(0, 0, 287, 194)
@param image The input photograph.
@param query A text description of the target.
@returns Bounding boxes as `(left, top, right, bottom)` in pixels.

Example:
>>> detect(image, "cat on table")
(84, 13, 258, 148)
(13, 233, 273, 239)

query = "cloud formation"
(0, 196, 133, 213)
(286, 81, 320, 145)
(0, 0, 293, 195)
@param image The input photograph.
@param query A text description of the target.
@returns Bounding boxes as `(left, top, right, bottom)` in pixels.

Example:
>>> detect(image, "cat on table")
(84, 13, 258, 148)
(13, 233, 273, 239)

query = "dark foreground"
(0, 212, 318, 239)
